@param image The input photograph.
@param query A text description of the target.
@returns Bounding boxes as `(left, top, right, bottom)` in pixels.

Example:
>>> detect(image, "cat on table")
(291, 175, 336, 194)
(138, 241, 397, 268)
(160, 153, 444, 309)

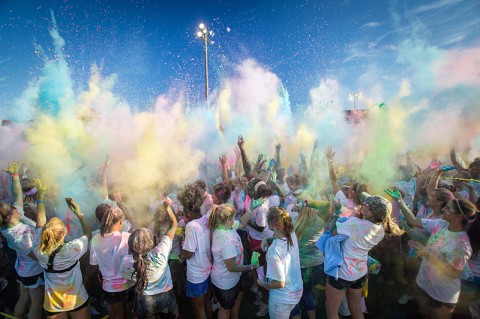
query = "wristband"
(12, 173, 19, 177)
(36, 200, 45, 204)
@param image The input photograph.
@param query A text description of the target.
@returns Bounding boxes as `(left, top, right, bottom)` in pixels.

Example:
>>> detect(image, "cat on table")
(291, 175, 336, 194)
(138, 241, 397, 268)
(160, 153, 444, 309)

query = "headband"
(254, 181, 267, 193)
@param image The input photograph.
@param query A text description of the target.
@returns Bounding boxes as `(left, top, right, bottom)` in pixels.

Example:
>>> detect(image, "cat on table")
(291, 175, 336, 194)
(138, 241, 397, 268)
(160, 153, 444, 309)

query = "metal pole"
(204, 35, 209, 103)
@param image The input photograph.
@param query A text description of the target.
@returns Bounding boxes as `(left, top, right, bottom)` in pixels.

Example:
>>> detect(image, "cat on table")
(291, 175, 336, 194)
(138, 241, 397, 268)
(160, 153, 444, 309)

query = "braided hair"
(267, 207, 294, 249)
(128, 228, 153, 294)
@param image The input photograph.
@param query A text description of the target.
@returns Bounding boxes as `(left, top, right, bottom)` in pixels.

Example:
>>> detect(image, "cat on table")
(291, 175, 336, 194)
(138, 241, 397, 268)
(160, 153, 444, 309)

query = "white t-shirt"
(182, 215, 212, 283)
(33, 229, 89, 312)
(268, 195, 281, 208)
(334, 190, 358, 218)
(416, 219, 472, 304)
(336, 217, 385, 281)
(90, 231, 134, 292)
(246, 201, 274, 240)
(1, 222, 43, 277)
(211, 221, 244, 290)
(266, 232, 303, 304)
(121, 235, 173, 295)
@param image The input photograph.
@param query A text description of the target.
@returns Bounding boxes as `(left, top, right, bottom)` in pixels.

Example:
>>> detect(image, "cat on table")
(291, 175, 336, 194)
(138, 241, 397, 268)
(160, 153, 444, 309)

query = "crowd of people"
(0, 135, 479, 319)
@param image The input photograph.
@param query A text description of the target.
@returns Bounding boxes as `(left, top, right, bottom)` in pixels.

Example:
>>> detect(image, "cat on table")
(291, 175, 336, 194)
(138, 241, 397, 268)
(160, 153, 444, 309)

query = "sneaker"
(398, 293, 414, 305)
(256, 303, 268, 317)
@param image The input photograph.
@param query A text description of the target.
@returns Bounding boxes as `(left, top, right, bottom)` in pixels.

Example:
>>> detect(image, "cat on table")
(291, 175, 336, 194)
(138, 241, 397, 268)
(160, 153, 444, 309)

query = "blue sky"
(0, 0, 479, 112)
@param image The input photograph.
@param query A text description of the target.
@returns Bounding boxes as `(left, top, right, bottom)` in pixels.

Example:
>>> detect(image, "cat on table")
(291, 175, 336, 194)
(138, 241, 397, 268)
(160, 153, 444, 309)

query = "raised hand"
(428, 160, 441, 170)
(34, 179, 47, 198)
(237, 135, 245, 149)
(299, 152, 306, 162)
(384, 188, 401, 200)
(219, 154, 228, 166)
(163, 196, 173, 207)
(2, 162, 21, 175)
(313, 140, 318, 150)
(104, 155, 110, 168)
(275, 143, 281, 151)
(68, 199, 83, 216)
(324, 146, 335, 160)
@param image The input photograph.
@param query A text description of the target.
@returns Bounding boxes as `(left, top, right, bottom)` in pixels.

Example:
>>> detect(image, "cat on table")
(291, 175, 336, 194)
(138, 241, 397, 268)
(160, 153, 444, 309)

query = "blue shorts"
(186, 277, 210, 298)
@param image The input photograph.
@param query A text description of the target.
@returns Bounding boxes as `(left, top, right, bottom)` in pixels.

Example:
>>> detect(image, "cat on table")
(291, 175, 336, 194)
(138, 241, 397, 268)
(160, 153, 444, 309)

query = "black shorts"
(104, 286, 135, 305)
(212, 276, 244, 310)
(16, 272, 44, 288)
(135, 289, 176, 319)
(44, 297, 90, 316)
(416, 284, 456, 309)
(327, 274, 367, 290)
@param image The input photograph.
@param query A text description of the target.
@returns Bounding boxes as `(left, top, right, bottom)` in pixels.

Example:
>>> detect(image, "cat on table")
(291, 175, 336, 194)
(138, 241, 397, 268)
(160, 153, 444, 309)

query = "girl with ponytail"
(258, 207, 302, 319)
(33, 187, 92, 318)
(208, 204, 253, 319)
(120, 198, 177, 319)
(90, 207, 134, 319)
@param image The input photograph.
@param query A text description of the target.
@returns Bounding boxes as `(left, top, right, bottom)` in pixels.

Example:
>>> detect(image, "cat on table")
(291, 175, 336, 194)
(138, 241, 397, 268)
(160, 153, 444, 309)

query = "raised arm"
(309, 140, 320, 171)
(34, 179, 47, 228)
(234, 147, 244, 177)
(219, 154, 229, 182)
(450, 147, 466, 170)
(3, 162, 22, 206)
(238, 135, 254, 180)
(163, 197, 178, 241)
(385, 188, 423, 229)
(426, 169, 442, 197)
(274, 143, 282, 171)
(324, 147, 340, 195)
(68, 199, 92, 240)
(102, 155, 110, 199)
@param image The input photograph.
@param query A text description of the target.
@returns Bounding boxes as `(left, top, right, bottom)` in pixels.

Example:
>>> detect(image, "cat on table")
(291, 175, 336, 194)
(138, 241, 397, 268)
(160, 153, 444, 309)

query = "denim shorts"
(327, 274, 367, 291)
(16, 272, 44, 289)
(186, 277, 210, 298)
(136, 289, 176, 319)
(212, 277, 243, 310)
(103, 286, 135, 305)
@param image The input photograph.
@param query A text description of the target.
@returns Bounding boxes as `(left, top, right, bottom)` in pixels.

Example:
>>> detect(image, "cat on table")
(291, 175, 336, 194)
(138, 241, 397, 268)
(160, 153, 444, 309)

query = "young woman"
(392, 187, 479, 319)
(209, 204, 254, 319)
(258, 207, 303, 319)
(0, 163, 44, 319)
(291, 206, 328, 319)
(178, 183, 213, 319)
(325, 193, 403, 319)
(33, 189, 92, 319)
(120, 199, 177, 319)
(90, 207, 134, 319)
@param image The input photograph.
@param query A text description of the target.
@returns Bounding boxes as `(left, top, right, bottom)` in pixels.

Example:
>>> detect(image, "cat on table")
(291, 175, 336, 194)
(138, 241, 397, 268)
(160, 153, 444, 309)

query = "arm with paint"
(1, 173, 8, 200)
(238, 135, 255, 180)
(324, 146, 340, 195)
(35, 179, 47, 229)
(101, 155, 110, 200)
(164, 198, 177, 242)
(385, 188, 423, 229)
(299, 152, 308, 177)
(3, 162, 22, 207)
(68, 199, 92, 240)
(310, 140, 320, 173)
(426, 169, 442, 198)
(274, 143, 282, 171)
(234, 147, 244, 177)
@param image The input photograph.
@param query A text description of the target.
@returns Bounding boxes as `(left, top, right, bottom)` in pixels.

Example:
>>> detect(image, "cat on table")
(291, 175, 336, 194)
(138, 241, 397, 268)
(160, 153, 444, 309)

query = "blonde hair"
(294, 207, 318, 240)
(208, 204, 236, 230)
(38, 217, 66, 255)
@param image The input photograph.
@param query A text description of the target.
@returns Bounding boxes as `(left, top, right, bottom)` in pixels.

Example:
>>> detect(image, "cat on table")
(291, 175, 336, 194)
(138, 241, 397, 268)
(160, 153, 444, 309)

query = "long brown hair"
(100, 207, 125, 237)
(38, 217, 66, 255)
(451, 198, 480, 257)
(128, 228, 153, 294)
(267, 207, 294, 249)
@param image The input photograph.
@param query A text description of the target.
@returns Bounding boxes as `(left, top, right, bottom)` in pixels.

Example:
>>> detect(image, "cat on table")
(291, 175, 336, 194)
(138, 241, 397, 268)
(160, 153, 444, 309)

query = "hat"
(360, 192, 392, 220)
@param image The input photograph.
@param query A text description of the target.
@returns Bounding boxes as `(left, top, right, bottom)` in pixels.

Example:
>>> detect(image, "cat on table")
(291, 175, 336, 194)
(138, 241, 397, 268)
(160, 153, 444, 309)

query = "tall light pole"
(349, 92, 362, 110)
(196, 23, 214, 103)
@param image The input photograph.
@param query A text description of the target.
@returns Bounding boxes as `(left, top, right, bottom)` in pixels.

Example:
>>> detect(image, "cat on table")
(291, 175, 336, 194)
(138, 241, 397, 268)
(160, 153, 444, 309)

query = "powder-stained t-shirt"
(1, 222, 43, 277)
(183, 215, 212, 283)
(336, 217, 385, 281)
(33, 229, 89, 312)
(266, 232, 303, 304)
(416, 219, 471, 304)
(211, 221, 243, 290)
(90, 231, 134, 292)
(121, 235, 173, 295)
(246, 201, 274, 240)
